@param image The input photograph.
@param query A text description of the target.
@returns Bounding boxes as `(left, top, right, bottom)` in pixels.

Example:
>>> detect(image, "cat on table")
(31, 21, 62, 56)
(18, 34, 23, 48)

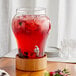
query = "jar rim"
(16, 7, 46, 12)
(16, 7, 46, 15)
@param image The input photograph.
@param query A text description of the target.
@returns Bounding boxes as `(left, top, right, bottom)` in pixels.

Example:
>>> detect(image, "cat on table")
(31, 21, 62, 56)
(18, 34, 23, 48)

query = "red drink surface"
(12, 15, 51, 58)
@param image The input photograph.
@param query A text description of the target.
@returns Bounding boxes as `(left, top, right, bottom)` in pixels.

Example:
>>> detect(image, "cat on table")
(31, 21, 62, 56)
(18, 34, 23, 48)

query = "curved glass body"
(12, 8, 51, 58)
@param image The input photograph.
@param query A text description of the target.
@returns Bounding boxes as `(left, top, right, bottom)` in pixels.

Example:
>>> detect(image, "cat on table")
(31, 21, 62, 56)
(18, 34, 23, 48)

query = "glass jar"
(12, 8, 51, 58)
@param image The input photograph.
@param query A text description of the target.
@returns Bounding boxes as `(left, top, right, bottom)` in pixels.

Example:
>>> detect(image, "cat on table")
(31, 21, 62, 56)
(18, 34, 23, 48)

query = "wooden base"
(16, 54, 47, 71)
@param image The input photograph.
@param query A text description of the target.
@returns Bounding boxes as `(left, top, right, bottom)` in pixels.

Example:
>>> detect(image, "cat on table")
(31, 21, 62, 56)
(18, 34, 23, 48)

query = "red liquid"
(12, 15, 51, 58)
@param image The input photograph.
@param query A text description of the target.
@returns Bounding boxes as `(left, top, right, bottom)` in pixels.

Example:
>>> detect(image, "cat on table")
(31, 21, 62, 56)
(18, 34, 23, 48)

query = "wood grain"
(0, 57, 76, 76)
(16, 55, 47, 71)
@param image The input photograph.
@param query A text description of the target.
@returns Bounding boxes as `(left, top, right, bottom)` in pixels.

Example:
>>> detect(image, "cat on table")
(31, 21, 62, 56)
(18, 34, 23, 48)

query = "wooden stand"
(16, 54, 47, 71)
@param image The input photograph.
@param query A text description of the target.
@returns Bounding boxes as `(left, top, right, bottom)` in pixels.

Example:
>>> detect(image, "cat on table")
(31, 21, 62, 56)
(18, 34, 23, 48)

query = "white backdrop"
(0, 0, 61, 56)
(58, 0, 76, 47)
(0, 0, 10, 57)
(0, 0, 76, 59)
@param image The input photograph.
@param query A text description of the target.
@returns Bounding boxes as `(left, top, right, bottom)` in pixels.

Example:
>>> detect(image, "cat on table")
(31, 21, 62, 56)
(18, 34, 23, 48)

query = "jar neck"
(16, 8, 46, 15)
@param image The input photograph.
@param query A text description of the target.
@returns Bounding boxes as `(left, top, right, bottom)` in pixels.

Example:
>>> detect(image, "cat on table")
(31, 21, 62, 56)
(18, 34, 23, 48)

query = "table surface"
(0, 57, 76, 76)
